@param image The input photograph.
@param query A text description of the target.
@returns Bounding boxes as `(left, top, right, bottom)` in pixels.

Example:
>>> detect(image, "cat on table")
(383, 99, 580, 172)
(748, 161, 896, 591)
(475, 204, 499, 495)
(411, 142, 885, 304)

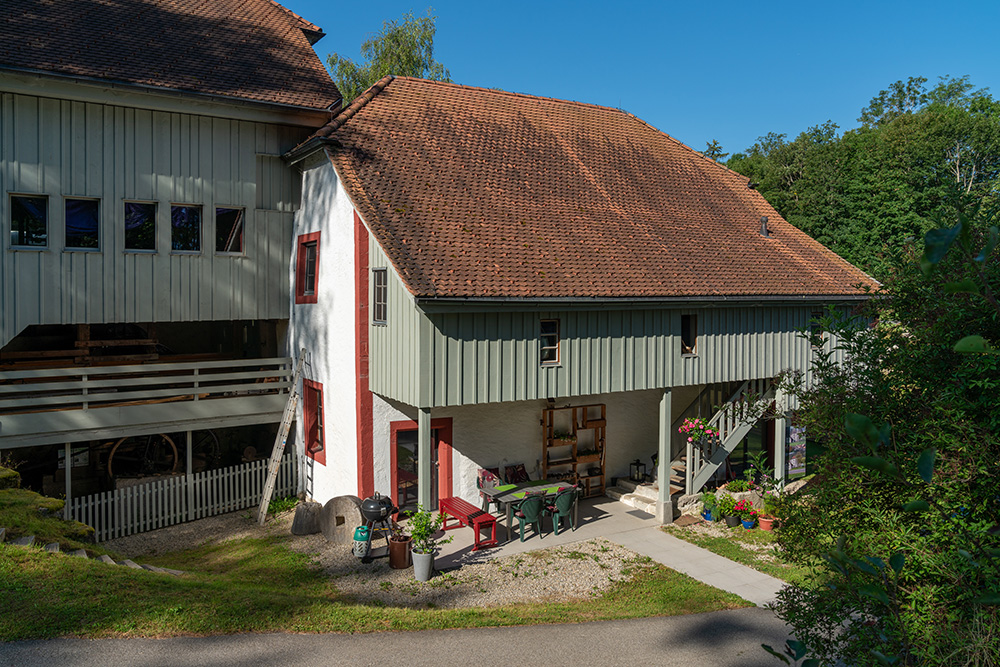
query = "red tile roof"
(0, 0, 340, 111)
(320, 77, 875, 300)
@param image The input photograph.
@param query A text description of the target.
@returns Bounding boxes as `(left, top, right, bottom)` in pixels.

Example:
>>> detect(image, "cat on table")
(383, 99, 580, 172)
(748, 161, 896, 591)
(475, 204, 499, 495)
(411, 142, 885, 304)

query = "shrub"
(717, 493, 737, 517)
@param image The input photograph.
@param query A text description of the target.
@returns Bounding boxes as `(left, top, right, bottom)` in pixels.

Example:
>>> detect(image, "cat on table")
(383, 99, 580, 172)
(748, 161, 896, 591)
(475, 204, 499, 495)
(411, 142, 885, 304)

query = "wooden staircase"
(683, 379, 775, 494)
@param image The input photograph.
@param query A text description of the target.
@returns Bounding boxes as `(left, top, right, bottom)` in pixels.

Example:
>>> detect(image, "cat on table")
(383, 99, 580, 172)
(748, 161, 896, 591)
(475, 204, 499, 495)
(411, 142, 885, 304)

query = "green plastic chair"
(545, 487, 578, 535)
(514, 495, 545, 541)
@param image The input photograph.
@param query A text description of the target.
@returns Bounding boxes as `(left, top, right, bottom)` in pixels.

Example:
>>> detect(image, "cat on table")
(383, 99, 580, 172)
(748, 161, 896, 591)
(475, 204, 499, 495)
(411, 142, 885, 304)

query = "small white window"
(541, 319, 560, 366)
(372, 268, 388, 324)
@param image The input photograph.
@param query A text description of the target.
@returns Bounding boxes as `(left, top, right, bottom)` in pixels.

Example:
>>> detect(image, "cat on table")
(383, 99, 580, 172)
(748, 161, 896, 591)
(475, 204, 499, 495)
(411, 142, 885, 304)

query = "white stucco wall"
(287, 152, 358, 503)
(363, 388, 667, 507)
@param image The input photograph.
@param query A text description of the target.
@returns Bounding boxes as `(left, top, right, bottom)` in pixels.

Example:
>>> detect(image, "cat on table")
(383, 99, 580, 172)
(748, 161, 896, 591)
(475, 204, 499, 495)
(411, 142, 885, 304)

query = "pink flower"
(687, 437, 693, 442)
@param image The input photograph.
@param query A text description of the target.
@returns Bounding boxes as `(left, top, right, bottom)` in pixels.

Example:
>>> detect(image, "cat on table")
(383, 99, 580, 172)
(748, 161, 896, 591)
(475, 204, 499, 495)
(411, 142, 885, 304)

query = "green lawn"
(0, 533, 750, 640)
(664, 522, 813, 586)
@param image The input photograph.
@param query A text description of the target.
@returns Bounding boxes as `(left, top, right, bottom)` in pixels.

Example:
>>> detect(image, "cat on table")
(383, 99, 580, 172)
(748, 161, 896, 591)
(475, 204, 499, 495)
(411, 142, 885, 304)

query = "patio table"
(480, 480, 577, 542)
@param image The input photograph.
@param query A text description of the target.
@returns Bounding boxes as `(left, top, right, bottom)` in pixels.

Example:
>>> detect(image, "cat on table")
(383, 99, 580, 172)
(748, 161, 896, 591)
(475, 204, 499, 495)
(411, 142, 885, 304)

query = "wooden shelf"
(541, 403, 606, 497)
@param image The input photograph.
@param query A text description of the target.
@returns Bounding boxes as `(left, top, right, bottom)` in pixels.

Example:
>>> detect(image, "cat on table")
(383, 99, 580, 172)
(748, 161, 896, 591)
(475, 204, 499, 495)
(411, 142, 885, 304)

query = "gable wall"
(0, 88, 308, 347)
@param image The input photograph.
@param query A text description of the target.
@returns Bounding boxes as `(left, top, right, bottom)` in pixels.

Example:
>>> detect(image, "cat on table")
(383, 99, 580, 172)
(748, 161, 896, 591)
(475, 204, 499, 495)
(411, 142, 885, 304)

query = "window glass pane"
(304, 243, 317, 295)
(541, 320, 557, 335)
(65, 199, 100, 249)
(681, 315, 697, 354)
(215, 207, 244, 253)
(124, 202, 156, 250)
(373, 269, 388, 323)
(10, 195, 47, 247)
(171, 205, 201, 251)
(541, 346, 558, 363)
(540, 319, 559, 364)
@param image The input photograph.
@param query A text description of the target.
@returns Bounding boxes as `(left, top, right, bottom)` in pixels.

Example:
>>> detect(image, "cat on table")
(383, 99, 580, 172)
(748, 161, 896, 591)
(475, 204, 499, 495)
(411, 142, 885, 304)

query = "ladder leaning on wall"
(257, 349, 307, 525)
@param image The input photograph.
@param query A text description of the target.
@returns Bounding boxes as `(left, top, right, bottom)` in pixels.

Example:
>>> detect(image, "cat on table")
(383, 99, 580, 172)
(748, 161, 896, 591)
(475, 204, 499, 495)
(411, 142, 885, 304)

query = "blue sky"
(285, 0, 1000, 155)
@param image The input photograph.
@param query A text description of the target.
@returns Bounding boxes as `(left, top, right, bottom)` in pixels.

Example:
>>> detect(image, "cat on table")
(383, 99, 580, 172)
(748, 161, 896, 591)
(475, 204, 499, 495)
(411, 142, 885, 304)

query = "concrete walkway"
(434, 495, 786, 607)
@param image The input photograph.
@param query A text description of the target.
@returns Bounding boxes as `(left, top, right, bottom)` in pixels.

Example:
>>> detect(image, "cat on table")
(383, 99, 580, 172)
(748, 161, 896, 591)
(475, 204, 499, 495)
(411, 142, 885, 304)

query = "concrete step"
(606, 487, 656, 515)
(11, 535, 35, 547)
(44, 542, 60, 553)
(119, 559, 142, 570)
(615, 479, 659, 501)
(97, 554, 115, 564)
(70, 549, 89, 558)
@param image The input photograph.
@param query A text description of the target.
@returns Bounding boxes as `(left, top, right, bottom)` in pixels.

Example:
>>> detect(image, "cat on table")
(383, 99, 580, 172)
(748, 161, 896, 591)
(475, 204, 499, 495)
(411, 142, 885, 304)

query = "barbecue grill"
(352, 492, 398, 561)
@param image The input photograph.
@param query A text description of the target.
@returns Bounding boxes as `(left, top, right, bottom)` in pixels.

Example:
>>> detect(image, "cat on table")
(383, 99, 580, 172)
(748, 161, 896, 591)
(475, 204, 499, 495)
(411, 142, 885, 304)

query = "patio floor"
(433, 495, 785, 607)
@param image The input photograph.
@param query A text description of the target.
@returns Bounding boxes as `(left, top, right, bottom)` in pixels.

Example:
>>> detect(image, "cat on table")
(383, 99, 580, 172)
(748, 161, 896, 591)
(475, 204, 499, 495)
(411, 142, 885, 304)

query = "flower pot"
(389, 537, 412, 569)
(741, 518, 756, 529)
(724, 514, 740, 528)
(758, 515, 775, 532)
(701, 510, 713, 521)
(412, 548, 435, 582)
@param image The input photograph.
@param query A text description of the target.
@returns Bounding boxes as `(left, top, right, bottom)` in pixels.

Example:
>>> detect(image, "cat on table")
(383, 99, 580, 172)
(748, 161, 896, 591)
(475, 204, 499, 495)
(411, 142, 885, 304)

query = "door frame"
(389, 417, 453, 509)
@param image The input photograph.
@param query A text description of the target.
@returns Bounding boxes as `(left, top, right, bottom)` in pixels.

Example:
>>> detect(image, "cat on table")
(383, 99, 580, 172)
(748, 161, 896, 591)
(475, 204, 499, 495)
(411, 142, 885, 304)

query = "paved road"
(0, 608, 788, 667)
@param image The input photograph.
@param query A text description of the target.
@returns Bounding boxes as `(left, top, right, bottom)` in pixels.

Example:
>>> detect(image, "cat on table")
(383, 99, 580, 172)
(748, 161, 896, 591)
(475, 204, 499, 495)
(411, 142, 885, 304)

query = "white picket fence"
(70, 455, 298, 542)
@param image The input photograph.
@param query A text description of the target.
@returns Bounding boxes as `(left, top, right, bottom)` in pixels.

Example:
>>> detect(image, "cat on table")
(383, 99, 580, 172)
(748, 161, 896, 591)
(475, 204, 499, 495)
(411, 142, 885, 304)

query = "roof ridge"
(387, 77, 752, 182)
(315, 75, 394, 138)
(266, 0, 322, 33)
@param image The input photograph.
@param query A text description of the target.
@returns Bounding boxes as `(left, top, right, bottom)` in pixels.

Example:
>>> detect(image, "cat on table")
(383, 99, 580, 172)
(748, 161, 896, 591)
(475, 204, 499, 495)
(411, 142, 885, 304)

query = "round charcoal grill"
(360, 492, 396, 523)
(353, 492, 398, 562)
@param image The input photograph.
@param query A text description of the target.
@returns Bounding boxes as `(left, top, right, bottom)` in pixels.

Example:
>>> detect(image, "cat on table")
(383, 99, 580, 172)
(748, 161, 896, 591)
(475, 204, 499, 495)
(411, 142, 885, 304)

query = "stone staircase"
(606, 479, 660, 515)
(0, 526, 183, 576)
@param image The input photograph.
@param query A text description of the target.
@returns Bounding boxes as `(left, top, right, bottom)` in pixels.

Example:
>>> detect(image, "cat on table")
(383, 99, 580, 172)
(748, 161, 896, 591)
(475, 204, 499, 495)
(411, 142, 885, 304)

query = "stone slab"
(11, 535, 35, 547)
(320, 495, 363, 544)
(291, 500, 323, 535)
(44, 542, 60, 553)
(97, 554, 115, 564)
(0, 526, 5, 542)
(119, 559, 142, 569)
(70, 549, 89, 558)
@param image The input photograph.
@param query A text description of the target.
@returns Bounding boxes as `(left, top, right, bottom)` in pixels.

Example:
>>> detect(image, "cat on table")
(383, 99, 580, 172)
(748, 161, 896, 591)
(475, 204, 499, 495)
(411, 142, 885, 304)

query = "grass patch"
(0, 533, 749, 640)
(664, 522, 812, 585)
(0, 489, 107, 554)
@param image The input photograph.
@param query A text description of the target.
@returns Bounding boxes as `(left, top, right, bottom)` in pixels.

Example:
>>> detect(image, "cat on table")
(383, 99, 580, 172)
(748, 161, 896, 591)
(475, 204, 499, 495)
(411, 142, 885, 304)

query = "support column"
(417, 407, 432, 509)
(63, 442, 72, 520)
(773, 388, 787, 488)
(186, 431, 194, 521)
(657, 388, 673, 524)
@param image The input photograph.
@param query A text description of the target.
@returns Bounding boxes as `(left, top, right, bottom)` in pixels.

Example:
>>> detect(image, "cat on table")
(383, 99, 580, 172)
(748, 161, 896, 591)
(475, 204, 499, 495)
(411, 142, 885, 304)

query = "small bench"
(439, 496, 498, 551)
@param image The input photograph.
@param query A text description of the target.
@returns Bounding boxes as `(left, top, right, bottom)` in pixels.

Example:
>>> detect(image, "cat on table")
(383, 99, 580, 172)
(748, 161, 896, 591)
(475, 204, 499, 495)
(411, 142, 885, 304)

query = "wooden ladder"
(256, 350, 307, 526)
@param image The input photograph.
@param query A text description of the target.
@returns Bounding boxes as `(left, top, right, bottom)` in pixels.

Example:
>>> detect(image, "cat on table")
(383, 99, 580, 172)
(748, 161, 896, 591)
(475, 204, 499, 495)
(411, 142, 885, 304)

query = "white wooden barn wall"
(0, 91, 307, 347)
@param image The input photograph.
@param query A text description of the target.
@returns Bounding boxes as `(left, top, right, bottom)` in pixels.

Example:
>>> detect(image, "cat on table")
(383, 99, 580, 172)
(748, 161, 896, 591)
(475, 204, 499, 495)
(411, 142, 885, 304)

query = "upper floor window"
(541, 319, 560, 366)
(10, 194, 47, 247)
(125, 201, 156, 251)
(372, 268, 388, 325)
(215, 207, 244, 254)
(295, 231, 321, 304)
(809, 310, 825, 349)
(171, 204, 201, 252)
(681, 314, 697, 355)
(65, 198, 100, 249)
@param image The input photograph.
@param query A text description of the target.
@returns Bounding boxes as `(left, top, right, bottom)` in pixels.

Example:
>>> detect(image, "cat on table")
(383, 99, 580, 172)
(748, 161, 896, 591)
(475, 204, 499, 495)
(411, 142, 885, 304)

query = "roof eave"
(414, 293, 872, 313)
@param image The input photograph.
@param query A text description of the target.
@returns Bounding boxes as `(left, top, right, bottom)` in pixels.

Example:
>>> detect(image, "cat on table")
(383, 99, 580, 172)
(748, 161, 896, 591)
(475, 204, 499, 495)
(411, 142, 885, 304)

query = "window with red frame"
(302, 379, 325, 465)
(295, 231, 321, 304)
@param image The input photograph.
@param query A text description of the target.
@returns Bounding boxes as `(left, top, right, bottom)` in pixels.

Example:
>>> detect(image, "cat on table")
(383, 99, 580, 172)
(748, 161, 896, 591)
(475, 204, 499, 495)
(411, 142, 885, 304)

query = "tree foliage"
(772, 197, 1000, 665)
(728, 76, 1000, 279)
(327, 10, 451, 103)
(702, 139, 728, 162)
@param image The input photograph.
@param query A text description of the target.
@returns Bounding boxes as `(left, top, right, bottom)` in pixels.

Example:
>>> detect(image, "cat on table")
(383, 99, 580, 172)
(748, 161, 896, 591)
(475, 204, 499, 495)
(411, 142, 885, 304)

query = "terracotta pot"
(758, 516, 776, 532)
(389, 537, 412, 569)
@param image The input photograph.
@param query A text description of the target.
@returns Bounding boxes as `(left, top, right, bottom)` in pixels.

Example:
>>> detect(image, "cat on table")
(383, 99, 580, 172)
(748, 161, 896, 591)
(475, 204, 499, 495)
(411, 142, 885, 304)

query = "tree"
(771, 197, 1000, 665)
(702, 139, 728, 162)
(327, 10, 451, 103)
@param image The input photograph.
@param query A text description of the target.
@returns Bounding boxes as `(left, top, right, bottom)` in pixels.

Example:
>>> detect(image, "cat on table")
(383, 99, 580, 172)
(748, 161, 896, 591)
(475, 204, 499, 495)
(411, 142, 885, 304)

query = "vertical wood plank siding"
(368, 286, 836, 408)
(0, 91, 306, 346)
(367, 238, 421, 405)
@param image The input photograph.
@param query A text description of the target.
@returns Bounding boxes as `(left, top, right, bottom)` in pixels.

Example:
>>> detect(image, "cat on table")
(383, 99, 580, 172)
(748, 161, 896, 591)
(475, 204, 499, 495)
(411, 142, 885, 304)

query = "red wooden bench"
(439, 496, 498, 551)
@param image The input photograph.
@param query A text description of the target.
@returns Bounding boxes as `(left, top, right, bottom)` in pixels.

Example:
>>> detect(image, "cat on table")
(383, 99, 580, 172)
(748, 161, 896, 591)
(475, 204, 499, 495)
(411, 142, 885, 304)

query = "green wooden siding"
(367, 238, 421, 405)
(0, 90, 306, 347)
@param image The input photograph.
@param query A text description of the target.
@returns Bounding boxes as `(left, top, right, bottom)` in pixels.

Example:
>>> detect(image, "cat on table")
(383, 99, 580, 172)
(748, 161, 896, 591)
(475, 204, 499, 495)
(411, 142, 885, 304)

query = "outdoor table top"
(480, 480, 578, 542)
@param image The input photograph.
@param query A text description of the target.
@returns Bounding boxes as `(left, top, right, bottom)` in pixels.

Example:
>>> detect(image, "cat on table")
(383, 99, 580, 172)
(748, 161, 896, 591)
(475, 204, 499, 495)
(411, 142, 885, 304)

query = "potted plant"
(734, 498, 758, 529)
(576, 448, 599, 463)
(407, 505, 452, 582)
(718, 492, 739, 527)
(700, 491, 718, 521)
(552, 430, 576, 443)
(388, 521, 412, 569)
(758, 490, 781, 531)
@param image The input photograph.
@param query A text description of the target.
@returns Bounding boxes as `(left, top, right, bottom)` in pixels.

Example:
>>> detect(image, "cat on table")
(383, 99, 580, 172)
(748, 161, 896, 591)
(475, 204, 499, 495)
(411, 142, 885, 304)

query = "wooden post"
(657, 388, 673, 525)
(773, 387, 787, 488)
(186, 430, 193, 521)
(417, 407, 432, 509)
(63, 442, 72, 520)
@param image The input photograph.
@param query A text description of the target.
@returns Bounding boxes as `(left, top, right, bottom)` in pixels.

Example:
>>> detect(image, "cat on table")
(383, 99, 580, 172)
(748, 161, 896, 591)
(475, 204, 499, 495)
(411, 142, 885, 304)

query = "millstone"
(320, 495, 363, 543)
(291, 500, 323, 535)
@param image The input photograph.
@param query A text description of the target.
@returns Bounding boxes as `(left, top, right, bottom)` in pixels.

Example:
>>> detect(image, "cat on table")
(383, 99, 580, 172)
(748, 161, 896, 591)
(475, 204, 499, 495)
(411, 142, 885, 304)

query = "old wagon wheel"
(107, 433, 179, 479)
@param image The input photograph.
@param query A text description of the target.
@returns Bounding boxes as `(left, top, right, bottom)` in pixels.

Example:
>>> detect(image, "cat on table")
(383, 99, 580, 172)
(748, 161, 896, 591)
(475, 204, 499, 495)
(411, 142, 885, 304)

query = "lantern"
(630, 458, 646, 482)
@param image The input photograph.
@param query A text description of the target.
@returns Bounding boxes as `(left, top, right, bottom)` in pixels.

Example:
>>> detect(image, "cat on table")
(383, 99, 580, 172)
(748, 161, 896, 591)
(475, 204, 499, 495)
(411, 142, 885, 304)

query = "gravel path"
(105, 510, 656, 609)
